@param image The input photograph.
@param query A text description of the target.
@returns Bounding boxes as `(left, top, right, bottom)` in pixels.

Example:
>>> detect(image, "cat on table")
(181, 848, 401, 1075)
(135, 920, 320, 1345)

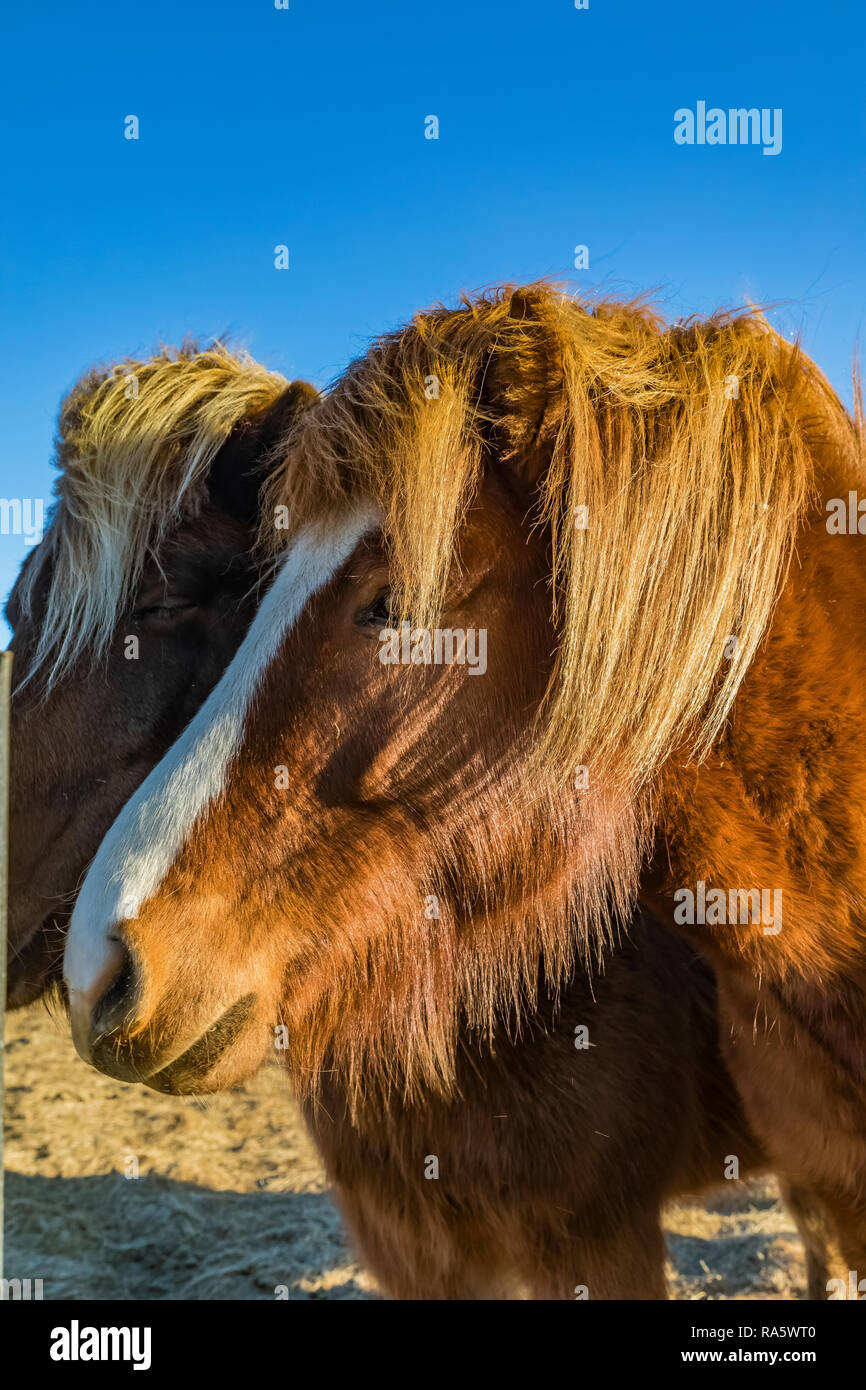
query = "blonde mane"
(262, 283, 859, 791)
(22, 343, 289, 688)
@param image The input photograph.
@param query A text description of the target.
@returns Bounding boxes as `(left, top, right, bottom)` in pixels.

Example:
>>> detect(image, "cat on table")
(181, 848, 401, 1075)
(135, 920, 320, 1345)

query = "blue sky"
(2, 0, 864, 637)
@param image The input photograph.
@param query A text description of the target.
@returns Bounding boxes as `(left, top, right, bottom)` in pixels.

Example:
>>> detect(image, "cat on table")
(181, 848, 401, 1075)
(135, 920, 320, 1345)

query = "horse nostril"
(89, 941, 136, 1040)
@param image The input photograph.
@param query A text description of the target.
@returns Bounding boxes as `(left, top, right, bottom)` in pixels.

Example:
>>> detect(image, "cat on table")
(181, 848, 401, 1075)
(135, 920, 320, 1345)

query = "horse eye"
(133, 598, 199, 623)
(355, 590, 394, 630)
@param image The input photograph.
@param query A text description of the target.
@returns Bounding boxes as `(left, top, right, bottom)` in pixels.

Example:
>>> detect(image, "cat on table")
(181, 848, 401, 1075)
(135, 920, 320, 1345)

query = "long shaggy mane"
(21, 342, 289, 688)
(262, 282, 859, 791)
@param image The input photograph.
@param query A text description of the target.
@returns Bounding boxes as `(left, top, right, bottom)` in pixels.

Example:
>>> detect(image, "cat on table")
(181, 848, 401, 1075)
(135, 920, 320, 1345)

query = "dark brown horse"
(46, 295, 847, 1297)
(7, 343, 317, 1005)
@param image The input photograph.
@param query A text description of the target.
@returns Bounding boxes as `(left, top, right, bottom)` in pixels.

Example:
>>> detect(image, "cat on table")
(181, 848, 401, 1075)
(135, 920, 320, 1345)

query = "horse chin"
(144, 1057, 257, 1096)
(140, 994, 266, 1096)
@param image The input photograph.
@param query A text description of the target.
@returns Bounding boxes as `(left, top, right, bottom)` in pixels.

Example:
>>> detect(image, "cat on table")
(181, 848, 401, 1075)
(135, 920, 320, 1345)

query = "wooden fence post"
(0, 650, 13, 1295)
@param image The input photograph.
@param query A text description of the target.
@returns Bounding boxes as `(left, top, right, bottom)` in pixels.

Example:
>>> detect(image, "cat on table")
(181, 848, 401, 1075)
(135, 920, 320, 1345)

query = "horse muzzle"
(67, 939, 261, 1093)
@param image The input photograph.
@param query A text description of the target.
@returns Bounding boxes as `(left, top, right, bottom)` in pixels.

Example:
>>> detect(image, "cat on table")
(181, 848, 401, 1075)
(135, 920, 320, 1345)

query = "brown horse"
(53, 290, 848, 1297)
(7, 342, 318, 1005)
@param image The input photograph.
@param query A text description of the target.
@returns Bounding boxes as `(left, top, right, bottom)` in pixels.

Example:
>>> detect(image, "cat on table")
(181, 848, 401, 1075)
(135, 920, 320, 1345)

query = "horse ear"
(477, 288, 564, 487)
(207, 380, 319, 522)
(507, 287, 546, 324)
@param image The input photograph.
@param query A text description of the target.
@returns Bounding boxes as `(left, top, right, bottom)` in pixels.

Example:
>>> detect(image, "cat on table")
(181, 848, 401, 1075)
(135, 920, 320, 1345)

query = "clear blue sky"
(2, 0, 864, 638)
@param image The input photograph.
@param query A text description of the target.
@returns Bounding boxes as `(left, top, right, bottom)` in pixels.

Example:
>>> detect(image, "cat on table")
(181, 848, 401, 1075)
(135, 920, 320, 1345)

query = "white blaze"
(64, 504, 378, 1004)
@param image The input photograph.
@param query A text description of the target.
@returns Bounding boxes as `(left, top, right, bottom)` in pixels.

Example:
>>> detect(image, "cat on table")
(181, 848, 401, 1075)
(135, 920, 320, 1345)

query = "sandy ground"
(4, 1003, 809, 1301)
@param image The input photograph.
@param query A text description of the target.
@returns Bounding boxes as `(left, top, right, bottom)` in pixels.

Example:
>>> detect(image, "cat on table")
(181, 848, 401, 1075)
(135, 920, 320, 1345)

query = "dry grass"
(4, 1004, 806, 1300)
